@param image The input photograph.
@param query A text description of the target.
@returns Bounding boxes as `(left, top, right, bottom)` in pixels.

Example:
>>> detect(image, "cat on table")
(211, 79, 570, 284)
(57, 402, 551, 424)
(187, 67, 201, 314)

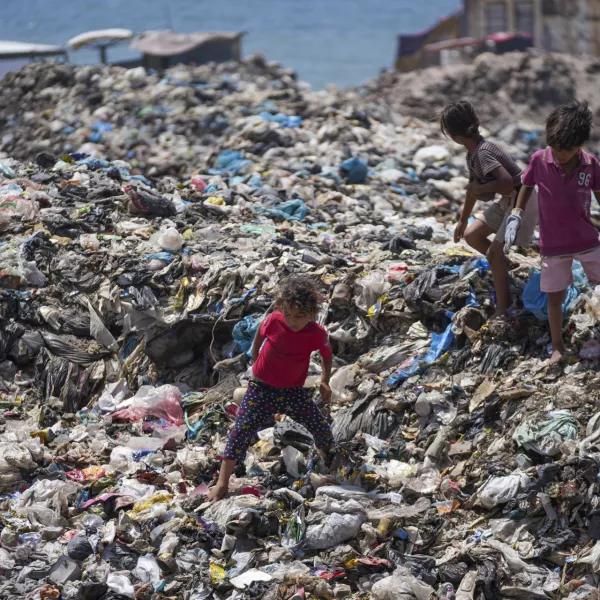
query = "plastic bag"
(176, 447, 209, 475)
(158, 227, 183, 251)
(523, 271, 578, 321)
(107, 573, 135, 599)
(479, 472, 529, 508)
(134, 555, 161, 585)
(282, 505, 306, 555)
(0, 196, 39, 220)
(387, 263, 409, 283)
(584, 285, 600, 324)
(355, 272, 390, 312)
(304, 511, 366, 550)
(371, 567, 436, 600)
(111, 385, 184, 426)
(329, 366, 358, 404)
(232, 314, 263, 357)
(339, 156, 368, 184)
(253, 199, 307, 222)
(79, 233, 100, 251)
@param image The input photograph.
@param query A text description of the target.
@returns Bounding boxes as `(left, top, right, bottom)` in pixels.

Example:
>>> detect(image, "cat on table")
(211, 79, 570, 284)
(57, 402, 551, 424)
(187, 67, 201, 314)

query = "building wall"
(466, 0, 599, 55)
(541, 0, 597, 54)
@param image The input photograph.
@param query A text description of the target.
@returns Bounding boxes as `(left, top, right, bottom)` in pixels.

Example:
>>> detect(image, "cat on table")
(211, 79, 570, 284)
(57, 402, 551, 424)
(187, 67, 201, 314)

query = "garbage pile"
(3, 58, 600, 600)
(365, 50, 600, 154)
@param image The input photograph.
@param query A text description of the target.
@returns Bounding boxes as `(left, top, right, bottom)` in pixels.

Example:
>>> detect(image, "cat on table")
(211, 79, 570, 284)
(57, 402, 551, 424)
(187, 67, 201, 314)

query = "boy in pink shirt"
(505, 101, 600, 364)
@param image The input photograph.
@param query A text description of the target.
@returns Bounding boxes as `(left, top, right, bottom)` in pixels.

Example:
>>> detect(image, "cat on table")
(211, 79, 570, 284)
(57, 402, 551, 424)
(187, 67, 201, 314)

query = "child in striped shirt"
(440, 100, 538, 319)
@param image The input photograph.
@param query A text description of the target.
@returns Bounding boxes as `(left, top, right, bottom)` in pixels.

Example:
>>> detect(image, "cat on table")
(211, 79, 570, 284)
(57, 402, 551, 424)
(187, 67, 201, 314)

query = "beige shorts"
(476, 188, 538, 246)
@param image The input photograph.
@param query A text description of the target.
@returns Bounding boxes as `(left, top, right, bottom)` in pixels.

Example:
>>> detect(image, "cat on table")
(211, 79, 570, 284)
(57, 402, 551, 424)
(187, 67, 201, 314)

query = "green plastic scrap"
(0, 164, 16, 178)
(512, 409, 578, 457)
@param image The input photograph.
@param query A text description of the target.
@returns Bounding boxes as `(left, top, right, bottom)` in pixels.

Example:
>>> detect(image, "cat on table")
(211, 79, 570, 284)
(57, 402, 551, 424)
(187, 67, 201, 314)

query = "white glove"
(503, 209, 523, 254)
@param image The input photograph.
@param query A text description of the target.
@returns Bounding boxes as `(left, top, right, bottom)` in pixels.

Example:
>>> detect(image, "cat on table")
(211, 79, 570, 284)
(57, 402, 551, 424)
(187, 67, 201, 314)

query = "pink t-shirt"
(522, 147, 600, 257)
(252, 312, 333, 389)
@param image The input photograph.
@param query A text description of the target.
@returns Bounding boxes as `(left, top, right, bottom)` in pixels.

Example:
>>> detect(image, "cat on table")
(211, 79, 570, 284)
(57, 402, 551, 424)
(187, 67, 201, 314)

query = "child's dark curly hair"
(274, 276, 322, 316)
(546, 100, 593, 150)
(440, 100, 480, 139)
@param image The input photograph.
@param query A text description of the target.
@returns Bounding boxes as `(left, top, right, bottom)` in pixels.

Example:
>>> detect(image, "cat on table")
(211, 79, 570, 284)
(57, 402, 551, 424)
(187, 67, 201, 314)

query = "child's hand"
(320, 381, 332, 403)
(454, 217, 468, 243)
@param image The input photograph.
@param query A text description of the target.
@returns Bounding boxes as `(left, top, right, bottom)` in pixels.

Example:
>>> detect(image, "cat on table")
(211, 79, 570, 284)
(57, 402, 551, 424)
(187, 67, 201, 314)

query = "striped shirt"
(466, 137, 522, 202)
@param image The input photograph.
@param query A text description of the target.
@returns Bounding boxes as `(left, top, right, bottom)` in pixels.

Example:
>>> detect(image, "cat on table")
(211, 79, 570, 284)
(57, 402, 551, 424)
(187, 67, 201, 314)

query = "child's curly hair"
(274, 276, 322, 316)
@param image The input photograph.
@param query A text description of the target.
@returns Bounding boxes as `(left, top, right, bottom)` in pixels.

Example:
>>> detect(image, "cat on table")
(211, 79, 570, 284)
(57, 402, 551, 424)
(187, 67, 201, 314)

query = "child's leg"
(486, 240, 510, 318)
(547, 290, 567, 364)
(208, 381, 271, 502)
(280, 388, 334, 450)
(463, 219, 495, 255)
(540, 255, 573, 365)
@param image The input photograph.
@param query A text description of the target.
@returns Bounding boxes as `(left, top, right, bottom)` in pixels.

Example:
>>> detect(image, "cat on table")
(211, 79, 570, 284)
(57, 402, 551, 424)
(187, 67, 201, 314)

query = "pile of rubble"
(1, 57, 600, 600)
(364, 50, 600, 153)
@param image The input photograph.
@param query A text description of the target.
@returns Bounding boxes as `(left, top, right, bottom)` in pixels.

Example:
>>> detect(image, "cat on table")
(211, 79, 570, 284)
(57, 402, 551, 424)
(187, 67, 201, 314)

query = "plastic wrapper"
(111, 384, 184, 426)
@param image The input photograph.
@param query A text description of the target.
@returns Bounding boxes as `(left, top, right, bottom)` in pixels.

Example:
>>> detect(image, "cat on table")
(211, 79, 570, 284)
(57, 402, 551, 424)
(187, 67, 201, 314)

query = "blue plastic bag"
(208, 149, 252, 176)
(259, 111, 303, 128)
(253, 199, 308, 222)
(142, 251, 174, 263)
(522, 272, 579, 321)
(340, 157, 368, 184)
(232, 315, 263, 357)
(387, 313, 455, 387)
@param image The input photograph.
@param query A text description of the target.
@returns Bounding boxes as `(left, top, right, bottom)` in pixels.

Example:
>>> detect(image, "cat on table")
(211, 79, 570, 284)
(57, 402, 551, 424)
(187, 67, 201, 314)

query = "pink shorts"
(540, 246, 600, 293)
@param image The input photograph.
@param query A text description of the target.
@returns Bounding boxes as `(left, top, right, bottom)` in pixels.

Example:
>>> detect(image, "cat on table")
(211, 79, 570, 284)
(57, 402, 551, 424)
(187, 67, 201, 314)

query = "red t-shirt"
(252, 312, 333, 389)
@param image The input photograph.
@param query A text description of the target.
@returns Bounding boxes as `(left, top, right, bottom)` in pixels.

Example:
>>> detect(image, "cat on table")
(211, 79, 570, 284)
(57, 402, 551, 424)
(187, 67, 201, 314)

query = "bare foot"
(207, 483, 228, 503)
(489, 308, 507, 321)
(548, 348, 565, 366)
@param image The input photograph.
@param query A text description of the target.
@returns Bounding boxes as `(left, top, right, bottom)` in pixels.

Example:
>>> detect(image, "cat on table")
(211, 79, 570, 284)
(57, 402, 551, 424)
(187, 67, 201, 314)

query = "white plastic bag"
(479, 473, 528, 508)
(158, 227, 183, 251)
(304, 511, 366, 550)
(107, 573, 135, 598)
(354, 272, 390, 312)
(134, 555, 161, 585)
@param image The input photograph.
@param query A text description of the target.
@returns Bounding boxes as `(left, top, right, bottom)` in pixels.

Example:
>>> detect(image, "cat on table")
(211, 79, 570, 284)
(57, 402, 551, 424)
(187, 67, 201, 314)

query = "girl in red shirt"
(207, 277, 334, 502)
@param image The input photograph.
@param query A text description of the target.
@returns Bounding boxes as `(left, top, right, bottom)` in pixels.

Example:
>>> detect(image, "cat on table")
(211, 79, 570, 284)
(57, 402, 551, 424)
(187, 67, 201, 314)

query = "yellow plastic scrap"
(173, 281, 186, 310)
(210, 563, 226, 584)
(183, 228, 194, 241)
(444, 247, 477, 257)
(130, 492, 172, 516)
(30, 430, 50, 444)
(207, 196, 225, 206)
(367, 293, 388, 319)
